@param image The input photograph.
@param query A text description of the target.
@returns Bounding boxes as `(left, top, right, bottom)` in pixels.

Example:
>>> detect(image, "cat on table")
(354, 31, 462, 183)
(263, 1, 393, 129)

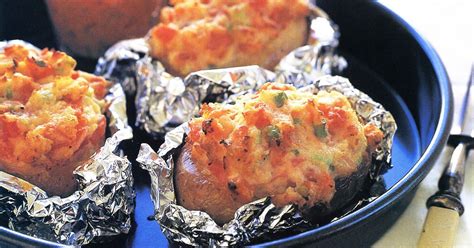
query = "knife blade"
(451, 65, 474, 137)
(418, 64, 474, 248)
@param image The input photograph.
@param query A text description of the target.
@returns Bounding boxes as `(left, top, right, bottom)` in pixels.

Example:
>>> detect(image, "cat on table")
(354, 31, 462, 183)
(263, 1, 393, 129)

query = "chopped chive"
(266, 125, 281, 140)
(273, 92, 288, 108)
(266, 125, 281, 146)
(33, 58, 47, 67)
(313, 123, 327, 138)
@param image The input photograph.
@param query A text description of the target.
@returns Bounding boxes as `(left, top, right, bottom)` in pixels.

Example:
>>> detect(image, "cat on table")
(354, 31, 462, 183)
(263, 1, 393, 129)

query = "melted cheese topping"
(0, 44, 108, 169)
(188, 83, 383, 208)
(148, 0, 309, 76)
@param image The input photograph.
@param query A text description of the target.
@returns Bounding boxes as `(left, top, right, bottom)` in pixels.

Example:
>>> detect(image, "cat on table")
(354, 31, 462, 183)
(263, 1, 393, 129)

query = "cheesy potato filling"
(0, 45, 108, 170)
(187, 83, 383, 208)
(148, 0, 309, 76)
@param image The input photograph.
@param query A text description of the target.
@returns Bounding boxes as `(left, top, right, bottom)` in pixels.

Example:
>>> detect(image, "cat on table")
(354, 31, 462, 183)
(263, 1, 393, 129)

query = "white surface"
(374, 1, 474, 247)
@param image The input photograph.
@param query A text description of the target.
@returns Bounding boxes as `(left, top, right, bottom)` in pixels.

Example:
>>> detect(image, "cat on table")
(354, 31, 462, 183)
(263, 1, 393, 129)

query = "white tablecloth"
(374, 1, 474, 247)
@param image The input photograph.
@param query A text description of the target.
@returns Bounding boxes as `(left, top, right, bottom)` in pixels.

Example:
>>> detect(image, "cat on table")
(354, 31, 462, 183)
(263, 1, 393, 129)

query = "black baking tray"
(0, 0, 453, 247)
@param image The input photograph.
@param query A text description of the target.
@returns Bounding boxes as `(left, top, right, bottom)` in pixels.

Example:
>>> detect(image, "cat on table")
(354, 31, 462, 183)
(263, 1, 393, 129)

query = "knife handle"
(418, 206, 460, 248)
(417, 142, 468, 248)
(427, 142, 467, 215)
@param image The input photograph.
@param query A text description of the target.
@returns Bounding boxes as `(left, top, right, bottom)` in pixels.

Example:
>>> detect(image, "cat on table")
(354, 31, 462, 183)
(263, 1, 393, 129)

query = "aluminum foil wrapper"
(137, 72, 397, 246)
(0, 40, 135, 246)
(275, 6, 347, 88)
(95, 5, 346, 136)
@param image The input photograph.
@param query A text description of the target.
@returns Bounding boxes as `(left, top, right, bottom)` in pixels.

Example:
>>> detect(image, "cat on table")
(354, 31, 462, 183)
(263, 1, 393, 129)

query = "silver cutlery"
(418, 64, 474, 247)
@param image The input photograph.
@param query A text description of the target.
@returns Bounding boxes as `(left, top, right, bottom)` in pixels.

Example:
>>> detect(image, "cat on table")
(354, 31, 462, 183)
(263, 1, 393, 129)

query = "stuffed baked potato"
(148, 0, 310, 77)
(0, 44, 109, 196)
(176, 83, 383, 224)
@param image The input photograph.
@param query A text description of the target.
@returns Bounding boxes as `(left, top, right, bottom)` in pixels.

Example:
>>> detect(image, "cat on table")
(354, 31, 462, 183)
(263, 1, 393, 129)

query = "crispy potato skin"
(176, 142, 242, 223)
(148, 0, 309, 76)
(176, 83, 383, 224)
(0, 45, 109, 196)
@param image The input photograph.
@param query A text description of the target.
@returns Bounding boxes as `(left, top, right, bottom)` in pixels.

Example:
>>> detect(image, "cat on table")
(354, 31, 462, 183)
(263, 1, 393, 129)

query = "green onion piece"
(313, 123, 328, 138)
(266, 125, 281, 146)
(33, 58, 47, 67)
(273, 92, 288, 108)
(267, 125, 280, 139)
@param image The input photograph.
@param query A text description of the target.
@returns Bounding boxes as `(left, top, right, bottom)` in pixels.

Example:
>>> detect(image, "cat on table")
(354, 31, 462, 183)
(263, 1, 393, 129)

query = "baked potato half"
(175, 83, 383, 224)
(0, 44, 109, 197)
(148, 0, 310, 77)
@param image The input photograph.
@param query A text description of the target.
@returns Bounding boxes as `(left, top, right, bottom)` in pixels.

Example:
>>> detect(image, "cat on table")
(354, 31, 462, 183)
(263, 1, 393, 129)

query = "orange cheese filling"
(0, 44, 108, 171)
(187, 83, 383, 208)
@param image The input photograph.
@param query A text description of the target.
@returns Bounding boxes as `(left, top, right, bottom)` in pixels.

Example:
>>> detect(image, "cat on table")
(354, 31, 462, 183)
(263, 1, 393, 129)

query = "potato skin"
(176, 142, 241, 224)
(176, 142, 372, 225)
(302, 159, 371, 223)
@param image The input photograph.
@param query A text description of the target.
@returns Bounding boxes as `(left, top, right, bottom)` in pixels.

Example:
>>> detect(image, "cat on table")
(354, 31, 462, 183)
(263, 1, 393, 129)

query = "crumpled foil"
(275, 6, 347, 88)
(137, 72, 397, 246)
(95, 5, 346, 136)
(0, 40, 135, 246)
